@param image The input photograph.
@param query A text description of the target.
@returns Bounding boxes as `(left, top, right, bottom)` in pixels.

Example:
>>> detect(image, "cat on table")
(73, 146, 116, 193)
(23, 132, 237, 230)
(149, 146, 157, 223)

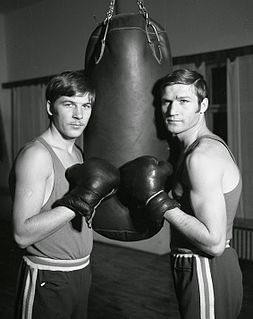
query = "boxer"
(120, 69, 243, 319)
(9, 70, 119, 319)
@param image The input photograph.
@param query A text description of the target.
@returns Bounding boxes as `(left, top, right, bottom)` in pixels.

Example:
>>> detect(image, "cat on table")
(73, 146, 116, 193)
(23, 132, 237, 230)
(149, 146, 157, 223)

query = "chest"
(43, 147, 83, 206)
(172, 167, 188, 200)
(53, 147, 83, 169)
(171, 150, 189, 200)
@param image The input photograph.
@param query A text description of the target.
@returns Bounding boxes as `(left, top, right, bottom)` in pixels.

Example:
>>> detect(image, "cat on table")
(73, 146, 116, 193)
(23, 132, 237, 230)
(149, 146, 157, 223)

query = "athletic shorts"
(14, 255, 91, 319)
(170, 247, 243, 319)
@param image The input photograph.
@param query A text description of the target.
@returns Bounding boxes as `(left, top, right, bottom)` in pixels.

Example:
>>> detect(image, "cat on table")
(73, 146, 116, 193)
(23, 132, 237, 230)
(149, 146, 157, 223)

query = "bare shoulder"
(14, 140, 53, 179)
(187, 138, 216, 164)
(185, 138, 229, 182)
(188, 137, 232, 166)
(186, 136, 240, 191)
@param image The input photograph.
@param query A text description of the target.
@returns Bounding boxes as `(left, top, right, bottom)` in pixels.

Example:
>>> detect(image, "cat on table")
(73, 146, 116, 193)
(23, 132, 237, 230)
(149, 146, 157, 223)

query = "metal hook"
(145, 22, 163, 64)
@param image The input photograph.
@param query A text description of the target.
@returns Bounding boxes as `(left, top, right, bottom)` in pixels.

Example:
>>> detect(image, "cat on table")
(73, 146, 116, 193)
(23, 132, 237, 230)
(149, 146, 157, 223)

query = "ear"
(200, 97, 208, 114)
(46, 101, 53, 116)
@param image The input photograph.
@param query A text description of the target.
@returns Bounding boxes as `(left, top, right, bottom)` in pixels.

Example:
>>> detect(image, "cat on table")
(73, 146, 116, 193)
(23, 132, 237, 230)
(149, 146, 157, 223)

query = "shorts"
(170, 247, 243, 319)
(14, 255, 91, 319)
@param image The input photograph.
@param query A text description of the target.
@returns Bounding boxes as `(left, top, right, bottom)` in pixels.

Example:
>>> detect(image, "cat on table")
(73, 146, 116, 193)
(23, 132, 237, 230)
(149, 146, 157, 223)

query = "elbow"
(208, 244, 225, 257)
(206, 238, 226, 257)
(14, 232, 30, 249)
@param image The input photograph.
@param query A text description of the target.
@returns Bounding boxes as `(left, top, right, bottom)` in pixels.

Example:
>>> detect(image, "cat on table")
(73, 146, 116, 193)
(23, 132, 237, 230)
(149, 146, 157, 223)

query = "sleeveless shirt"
(26, 137, 93, 259)
(170, 134, 242, 252)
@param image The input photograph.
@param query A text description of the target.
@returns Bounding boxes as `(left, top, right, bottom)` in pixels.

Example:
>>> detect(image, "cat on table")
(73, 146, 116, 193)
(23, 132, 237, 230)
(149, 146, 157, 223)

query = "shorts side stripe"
(195, 255, 215, 319)
(22, 265, 38, 319)
(195, 256, 206, 318)
(203, 258, 215, 319)
(20, 255, 90, 318)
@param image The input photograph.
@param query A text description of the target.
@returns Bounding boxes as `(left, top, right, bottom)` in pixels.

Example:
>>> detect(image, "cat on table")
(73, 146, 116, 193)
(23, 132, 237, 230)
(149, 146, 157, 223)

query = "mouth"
(70, 123, 84, 128)
(165, 118, 182, 124)
(70, 122, 84, 126)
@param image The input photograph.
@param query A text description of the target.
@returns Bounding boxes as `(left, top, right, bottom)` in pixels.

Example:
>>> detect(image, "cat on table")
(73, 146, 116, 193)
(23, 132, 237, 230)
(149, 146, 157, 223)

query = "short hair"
(45, 70, 95, 105)
(159, 68, 208, 105)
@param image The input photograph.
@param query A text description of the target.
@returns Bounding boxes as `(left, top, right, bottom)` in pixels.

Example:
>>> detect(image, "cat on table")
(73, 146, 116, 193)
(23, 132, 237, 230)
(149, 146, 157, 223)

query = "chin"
(166, 125, 179, 135)
(64, 131, 83, 140)
(71, 133, 83, 139)
(70, 127, 85, 136)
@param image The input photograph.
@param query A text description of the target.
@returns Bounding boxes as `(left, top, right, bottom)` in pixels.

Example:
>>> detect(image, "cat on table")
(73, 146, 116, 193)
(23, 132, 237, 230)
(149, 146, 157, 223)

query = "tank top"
(26, 137, 93, 259)
(170, 134, 242, 252)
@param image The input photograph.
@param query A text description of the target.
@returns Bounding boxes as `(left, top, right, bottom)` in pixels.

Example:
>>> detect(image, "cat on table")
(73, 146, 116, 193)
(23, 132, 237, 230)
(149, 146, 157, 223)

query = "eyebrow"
(176, 95, 192, 99)
(61, 98, 92, 107)
(161, 95, 192, 101)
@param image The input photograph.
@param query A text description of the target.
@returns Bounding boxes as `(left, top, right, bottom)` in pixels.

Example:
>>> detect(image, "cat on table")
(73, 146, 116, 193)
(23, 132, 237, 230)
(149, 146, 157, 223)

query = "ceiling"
(0, 0, 44, 13)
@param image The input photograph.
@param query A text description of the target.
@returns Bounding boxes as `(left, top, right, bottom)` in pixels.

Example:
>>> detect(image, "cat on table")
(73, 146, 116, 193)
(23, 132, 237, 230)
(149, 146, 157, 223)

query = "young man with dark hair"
(9, 70, 119, 319)
(120, 69, 243, 319)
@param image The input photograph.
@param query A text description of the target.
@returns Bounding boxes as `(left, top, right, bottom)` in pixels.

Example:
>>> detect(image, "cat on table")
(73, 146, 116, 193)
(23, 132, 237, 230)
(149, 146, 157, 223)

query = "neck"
(175, 116, 212, 151)
(42, 125, 76, 154)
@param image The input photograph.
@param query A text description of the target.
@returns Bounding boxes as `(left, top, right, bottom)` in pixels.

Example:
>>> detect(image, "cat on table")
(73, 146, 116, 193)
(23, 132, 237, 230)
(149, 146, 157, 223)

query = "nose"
(162, 101, 178, 117)
(73, 105, 83, 119)
(170, 101, 179, 115)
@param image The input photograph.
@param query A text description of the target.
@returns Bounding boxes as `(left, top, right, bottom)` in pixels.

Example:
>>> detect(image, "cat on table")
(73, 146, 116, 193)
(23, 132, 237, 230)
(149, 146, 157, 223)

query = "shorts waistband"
(24, 255, 90, 271)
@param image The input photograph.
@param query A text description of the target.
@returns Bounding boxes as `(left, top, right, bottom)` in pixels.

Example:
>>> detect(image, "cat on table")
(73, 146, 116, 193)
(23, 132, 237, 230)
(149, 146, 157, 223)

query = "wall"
(4, 0, 108, 81)
(0, 14, 10, 183)
(3, 0, 253, 82)
(164, 0, 253, 57)
(0, 14, 12, 221)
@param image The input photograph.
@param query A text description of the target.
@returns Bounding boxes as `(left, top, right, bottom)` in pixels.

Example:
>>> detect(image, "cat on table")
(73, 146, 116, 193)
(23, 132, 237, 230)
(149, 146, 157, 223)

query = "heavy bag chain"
(137, 0, 162, 63)
(95, 0, 163, 64)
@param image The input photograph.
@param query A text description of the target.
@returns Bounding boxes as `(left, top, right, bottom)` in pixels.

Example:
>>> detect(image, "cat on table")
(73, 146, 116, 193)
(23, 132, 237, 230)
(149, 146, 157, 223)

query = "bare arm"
(164, 150, 227, 256)
(12, 144, 75, 248)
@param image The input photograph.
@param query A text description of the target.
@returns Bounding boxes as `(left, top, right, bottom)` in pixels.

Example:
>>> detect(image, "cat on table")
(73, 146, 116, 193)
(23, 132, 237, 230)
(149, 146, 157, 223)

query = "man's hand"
(120, 156, 180, 226)
(54, 158, 120, 223)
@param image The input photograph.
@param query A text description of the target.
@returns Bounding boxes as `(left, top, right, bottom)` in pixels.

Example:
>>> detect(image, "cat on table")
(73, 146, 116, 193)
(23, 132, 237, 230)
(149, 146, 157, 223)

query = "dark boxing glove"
(54, 158, 120, 222)
(120, 156, 180, 227)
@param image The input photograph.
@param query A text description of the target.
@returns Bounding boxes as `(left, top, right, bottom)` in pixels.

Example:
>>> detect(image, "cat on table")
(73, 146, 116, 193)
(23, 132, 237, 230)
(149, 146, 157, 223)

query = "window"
(206, 64, 227, 142)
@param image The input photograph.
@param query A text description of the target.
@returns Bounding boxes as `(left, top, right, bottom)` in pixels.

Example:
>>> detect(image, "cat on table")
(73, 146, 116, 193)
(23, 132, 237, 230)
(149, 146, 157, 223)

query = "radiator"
(231, 226, 253, 261)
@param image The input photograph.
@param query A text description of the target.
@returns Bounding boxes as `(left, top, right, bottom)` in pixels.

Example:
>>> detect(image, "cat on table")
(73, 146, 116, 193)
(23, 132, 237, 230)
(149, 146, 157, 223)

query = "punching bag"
(84, 0, 172, 241)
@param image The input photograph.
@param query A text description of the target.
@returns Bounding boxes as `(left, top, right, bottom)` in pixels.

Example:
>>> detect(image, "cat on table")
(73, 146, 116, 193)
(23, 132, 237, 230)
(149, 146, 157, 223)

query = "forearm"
(164, 208, 226, 256)
(14, 206, 75, 248)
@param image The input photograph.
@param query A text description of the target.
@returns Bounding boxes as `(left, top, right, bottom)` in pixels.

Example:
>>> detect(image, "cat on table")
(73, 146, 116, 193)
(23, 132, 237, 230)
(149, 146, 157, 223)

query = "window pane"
(213, 111, 227, 142)
(212, 66, 227, 104)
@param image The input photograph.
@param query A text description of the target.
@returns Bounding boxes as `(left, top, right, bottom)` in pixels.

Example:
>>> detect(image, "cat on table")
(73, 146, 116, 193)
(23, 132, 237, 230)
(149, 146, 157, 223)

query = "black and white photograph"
(0, 0, 253, 318)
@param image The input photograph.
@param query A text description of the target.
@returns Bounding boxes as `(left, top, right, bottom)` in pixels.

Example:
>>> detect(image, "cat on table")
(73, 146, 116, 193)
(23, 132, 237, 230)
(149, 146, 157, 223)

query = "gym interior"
(0, 0, 253, 318)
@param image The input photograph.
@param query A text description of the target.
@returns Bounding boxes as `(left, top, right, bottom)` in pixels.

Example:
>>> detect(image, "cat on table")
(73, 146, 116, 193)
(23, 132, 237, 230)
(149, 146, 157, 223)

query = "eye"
(82, 103, 92, 109)
(179, 99, 189, 104)
(161, 99, 171, 107)
(63, 102, 74, 108)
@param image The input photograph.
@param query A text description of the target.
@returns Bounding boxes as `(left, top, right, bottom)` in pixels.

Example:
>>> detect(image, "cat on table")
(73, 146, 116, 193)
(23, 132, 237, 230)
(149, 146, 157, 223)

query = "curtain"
(12, 84, 49, 159)
(11, 83, 84, 160)
(227, 54, 253, 218)
(0, 104, 10, 187)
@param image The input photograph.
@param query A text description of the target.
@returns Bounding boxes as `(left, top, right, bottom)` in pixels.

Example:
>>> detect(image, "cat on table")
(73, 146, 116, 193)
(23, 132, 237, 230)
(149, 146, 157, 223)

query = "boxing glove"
(120, 156, 180, 226)
(54, 158, 120, 222)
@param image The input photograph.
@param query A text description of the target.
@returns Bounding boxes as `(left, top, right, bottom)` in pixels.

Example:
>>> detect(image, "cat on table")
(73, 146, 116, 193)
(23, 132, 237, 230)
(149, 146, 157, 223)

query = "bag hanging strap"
(137, 0, 163, 63)
(96, 0, 163, 64)
(95, 0, 116, 64)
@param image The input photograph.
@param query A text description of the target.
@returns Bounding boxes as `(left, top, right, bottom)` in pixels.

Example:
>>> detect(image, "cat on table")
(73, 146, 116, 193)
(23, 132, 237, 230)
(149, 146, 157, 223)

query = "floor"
(0, 219, 253, 319)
